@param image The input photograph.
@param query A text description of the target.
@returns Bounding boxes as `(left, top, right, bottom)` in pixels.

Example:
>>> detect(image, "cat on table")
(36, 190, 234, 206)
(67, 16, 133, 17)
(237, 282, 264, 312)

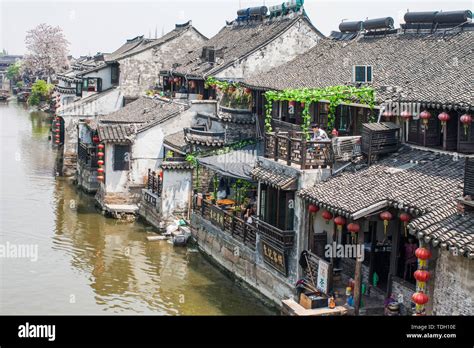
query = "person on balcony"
(311, 123, 329, 141)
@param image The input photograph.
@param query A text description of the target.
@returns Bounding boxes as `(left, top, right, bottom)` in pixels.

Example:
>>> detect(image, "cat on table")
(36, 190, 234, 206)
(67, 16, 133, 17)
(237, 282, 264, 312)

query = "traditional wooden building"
(159, 5, 324, 100)
(243, 11, 474, 151)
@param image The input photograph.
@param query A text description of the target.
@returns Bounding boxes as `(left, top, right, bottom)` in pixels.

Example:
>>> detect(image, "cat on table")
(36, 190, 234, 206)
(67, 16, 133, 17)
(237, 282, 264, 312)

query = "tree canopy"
(23, 23, 70, 80)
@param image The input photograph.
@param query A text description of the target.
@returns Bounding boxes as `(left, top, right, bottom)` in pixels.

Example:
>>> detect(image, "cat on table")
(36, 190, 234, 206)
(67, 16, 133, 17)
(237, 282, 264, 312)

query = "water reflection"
(0, 101, 276, 315)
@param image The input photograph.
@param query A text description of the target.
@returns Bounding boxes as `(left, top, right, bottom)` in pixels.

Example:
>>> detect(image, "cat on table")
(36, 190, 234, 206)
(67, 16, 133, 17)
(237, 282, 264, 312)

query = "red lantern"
(97, 167, 104, 173)
(98, 152, 104, 157)
(55, 122, 60, 127)
(412, 292, 429, 305)
(437, 112, 450, 131)
(308, 204, 319, 214)
(97, 175, 104, 181)
(400, 111, 412, 121)
(347, 223, 360, 234)
(55, 128, 60, 133)
(244, 88, 252, 95)
(379, 211, 393, 235)
(382, 110, 393, 118)
(322, 210, 333, 224)
(92, 135, 100, 144)
(331, 129, 339, 137)
(415, 247, 431, 260)
(347, 222, 360, 243)
(97, 160, 104, 166)
(420, 110, 431, 128)
(334, 216, 346, 232)
(55, 140, 60, 144)
(98, 144, 105, 150)
(460, 114, 472, 136)
(55, 134, 60, 138)
(399, 213, 411, 237)
(414, 270, 430, 283)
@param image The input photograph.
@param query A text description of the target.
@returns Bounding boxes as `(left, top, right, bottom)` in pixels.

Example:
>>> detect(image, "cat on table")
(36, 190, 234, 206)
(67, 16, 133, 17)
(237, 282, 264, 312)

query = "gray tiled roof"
(243, 30, 474, 110)
(251, 165, 298, 190)
(409, 207, 474, 257)
(99, 97, 186, 124)
(173, 14, 323, 78)
(106, 22, 206, 62)
(163, 130, 189, 154)
(298, 146, 464, 218)
(98, 124, 134, 143)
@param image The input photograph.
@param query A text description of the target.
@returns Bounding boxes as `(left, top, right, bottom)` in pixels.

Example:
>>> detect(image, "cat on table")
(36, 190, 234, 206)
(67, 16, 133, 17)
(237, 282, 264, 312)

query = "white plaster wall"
(82, 65, 113, 98)
(161, 170, 192, 218)
(105, 107, 196, 193)
(59, 88, 123, 118)
(216, 18, 322, 80)
(104, 143, 129, 193)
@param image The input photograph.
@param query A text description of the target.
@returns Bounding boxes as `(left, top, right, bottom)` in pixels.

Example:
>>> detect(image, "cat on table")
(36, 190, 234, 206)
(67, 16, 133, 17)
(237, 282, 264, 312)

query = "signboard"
(262, 240, 287, 276)
(316, 259, 329, 294)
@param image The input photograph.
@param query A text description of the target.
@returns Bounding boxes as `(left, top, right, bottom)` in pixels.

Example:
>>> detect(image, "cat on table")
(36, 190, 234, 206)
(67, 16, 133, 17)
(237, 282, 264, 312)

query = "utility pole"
(353, 228, 364, 315)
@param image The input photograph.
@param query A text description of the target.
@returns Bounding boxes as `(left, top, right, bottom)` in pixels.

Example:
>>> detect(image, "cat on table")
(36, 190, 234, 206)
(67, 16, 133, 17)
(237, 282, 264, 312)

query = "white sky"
(0, 0, 472, 57)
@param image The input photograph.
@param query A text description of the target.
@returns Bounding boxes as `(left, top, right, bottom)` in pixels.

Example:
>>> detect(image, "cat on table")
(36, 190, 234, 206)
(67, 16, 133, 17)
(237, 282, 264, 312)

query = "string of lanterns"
(97, 143, 105, 182)
(412, 247, 432, 316)
(53, 95, 61, 145)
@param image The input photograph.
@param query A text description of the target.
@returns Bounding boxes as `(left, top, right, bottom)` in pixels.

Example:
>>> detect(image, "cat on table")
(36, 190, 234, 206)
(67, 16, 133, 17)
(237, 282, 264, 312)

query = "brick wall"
(432, 249, 474, 315)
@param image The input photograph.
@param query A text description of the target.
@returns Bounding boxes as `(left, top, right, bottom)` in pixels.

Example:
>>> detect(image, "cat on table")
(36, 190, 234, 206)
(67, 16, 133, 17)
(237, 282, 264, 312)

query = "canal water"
(0, 101, 276, 315)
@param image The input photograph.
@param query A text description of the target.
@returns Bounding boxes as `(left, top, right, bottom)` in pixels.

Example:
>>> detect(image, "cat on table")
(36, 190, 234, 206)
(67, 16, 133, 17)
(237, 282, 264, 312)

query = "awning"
(251, 166, 298, 191)
(197, 144, 262, 180)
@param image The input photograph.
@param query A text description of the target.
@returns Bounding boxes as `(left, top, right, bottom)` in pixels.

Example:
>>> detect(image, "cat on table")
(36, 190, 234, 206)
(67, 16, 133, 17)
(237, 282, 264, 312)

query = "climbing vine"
(264, 85, 376, 138)
(205, 77, 252, 109)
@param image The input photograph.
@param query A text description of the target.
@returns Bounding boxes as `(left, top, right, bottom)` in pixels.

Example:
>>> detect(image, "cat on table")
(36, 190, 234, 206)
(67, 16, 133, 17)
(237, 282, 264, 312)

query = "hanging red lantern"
(437, 112, 450, 129)
(55, 128, 60, 133)
(347, 222, 360, 243)
(308, 204, 319, 214)
(97, 160, 104, 166)
(92, 135, 100, 144)
(55, 134, 60, 138)
(322, 210, 333, 224)
(334, 216, 346, 233)
(347, 222, 360, 234)
(460, 114, 472, 136)
(97, 167, 104, 173)
(412, 292, 429, 305)
(400, 110, 412, 121)
(399, 213, 411, 237)
(415, 247, 432, 260)
(55, 122, 60, 127)
(331, 129, 339, 137)
(98, 144, 105, 150)
(98, 151, 104, 158)
(379, 211, 393, 235)
(97, 175, 104, 181)
(414, 270, 430, 283)
(420, 110, 431, 128)
(382, 110, 393, 118)
(55, 140, 60, 144)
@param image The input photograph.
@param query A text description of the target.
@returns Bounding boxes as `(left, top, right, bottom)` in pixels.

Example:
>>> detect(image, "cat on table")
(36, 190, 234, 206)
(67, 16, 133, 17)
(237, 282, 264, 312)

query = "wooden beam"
(354, 230, 365, 315)
(352, 201, 389, 220)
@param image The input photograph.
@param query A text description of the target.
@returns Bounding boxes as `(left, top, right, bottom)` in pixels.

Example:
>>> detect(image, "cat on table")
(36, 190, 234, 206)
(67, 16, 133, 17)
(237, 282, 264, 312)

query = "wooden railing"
(147, 169, 162, 197)
(264, 131, 335, 169)
(254, 218, 295, 250)
(194, 199, 296, 251)
(77, 142, 98, 168)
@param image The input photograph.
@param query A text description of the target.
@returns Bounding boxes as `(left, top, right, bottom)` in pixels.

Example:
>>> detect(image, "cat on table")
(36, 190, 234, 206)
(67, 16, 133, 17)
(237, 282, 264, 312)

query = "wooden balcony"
(264, 131, 335, 170)
(194, 199, 296, 251)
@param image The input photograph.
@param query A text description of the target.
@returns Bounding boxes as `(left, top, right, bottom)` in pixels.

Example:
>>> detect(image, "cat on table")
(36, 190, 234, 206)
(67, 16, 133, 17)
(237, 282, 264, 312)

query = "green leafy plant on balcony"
(264, 85, 376, 138)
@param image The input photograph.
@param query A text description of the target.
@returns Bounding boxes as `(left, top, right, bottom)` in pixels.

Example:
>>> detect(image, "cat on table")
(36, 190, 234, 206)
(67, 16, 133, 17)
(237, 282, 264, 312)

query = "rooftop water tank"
(339, 21, 364, 32)
(363, 17, 394, 30)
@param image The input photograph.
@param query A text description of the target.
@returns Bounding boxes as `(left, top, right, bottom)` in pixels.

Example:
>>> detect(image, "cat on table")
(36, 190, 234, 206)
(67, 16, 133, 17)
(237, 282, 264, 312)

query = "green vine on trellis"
(264, 85, 376, 138)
